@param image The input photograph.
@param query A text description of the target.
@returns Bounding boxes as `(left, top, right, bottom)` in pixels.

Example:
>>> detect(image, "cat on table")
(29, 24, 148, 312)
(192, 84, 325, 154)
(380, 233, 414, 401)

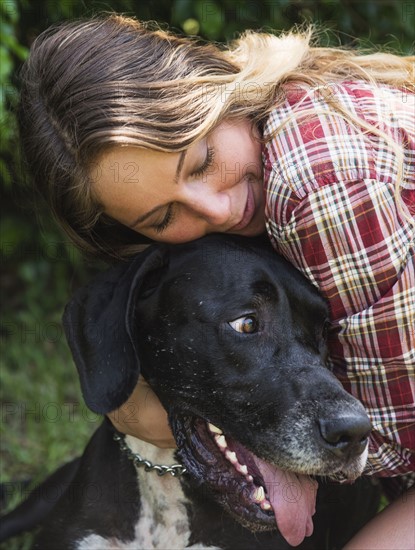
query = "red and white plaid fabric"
(263, 80, 414, 488)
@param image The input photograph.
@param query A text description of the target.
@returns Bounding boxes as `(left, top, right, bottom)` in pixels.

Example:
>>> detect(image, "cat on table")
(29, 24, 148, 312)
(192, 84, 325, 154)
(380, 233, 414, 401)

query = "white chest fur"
(77, 436, 219, 549)
(128, 435, 192, 549)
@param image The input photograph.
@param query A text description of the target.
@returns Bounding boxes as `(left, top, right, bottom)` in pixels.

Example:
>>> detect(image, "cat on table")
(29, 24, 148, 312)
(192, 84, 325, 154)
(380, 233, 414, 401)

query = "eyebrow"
(128, 151, 186, 229)
(174, 151, 186, 184)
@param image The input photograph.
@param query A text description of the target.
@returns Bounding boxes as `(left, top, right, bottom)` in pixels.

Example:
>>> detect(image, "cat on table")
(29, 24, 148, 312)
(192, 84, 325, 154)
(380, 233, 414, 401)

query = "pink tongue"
(254, 457, 318, 547)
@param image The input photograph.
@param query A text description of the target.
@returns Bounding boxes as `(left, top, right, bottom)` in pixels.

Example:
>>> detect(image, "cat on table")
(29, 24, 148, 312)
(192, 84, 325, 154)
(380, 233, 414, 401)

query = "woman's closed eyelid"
(152, 203, 175, 234)
(190, 146, 215, 178)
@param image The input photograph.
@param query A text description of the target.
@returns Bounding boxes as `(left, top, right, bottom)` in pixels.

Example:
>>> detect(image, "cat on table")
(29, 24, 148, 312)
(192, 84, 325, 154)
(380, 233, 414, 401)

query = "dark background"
(0, 1, 413, 547)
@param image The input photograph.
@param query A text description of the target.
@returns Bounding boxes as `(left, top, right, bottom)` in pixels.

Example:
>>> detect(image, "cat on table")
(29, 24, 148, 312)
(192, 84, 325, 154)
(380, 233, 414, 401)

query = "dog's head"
(64, 234, 370, 546)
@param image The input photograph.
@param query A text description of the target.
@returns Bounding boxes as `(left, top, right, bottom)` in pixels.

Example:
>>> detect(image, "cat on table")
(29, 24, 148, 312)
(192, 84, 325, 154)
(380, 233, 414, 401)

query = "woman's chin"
(230, 217, 266, 238)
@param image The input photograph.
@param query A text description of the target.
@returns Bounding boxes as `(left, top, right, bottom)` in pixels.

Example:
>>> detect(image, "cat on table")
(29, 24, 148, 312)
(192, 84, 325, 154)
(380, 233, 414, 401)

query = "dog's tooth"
(247, 474, 254, 483)
(238, 464, 248, 475)
(257, 486, 265, 501)
(261, 501, 272, 511)
(215, 435, 227, 449)
(253, 486, 265, 503)
(225, 450, 237, 464)
(208, 423, 223, 435)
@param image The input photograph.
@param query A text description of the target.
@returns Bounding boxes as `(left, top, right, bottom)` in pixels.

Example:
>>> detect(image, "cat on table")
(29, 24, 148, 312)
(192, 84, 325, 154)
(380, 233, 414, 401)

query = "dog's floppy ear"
(62, 245, 168, 414)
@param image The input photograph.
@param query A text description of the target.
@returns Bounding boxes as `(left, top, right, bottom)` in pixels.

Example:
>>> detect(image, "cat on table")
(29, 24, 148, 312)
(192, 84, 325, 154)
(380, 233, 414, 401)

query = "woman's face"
(92, 119, 265, 243)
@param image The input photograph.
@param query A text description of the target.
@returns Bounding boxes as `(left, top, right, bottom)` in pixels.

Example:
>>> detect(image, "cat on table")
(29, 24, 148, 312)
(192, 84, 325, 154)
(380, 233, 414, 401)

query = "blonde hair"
(18, 14, 414, 258)
(225, 30, 414, 225)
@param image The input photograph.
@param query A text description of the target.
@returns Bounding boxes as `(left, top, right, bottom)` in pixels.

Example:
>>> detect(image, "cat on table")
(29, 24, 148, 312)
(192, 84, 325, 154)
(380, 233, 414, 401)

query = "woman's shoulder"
(262, 81, 378, 194)
(268, 79, 412, 123)
(265, 79, 414, 149)
(262, 79, 414, 196)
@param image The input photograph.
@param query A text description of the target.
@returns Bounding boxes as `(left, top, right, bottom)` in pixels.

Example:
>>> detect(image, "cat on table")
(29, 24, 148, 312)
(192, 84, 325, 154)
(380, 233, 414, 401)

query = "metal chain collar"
(113, 432, 187, 477)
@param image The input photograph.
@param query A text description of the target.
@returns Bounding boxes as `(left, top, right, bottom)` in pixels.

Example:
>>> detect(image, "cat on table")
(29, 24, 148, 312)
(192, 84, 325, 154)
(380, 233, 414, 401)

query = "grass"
(0, 246, 100, 549)
(0, 322, 97, 549)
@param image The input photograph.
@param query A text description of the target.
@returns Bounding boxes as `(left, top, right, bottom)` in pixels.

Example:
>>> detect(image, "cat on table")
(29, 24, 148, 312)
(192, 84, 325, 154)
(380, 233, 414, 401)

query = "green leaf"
(195, 0, 223, 39)
(182, 17, 200, 35)
(0, 45, 13, 80)
(0, 0, 19, 24)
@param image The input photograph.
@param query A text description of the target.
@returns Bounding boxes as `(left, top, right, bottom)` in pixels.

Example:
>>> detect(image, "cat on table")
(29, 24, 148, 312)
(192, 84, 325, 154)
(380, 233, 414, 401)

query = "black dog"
(0, 235, 379, 549)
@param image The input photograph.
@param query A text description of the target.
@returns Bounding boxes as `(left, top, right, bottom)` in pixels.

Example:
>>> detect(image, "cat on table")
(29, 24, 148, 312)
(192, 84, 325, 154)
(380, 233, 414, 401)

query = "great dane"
(0, 234, 379, 549)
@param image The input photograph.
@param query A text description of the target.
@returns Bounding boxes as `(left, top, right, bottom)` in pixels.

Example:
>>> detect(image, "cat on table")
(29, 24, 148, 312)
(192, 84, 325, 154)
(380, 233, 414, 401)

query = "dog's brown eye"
(229, 315, 258, 334)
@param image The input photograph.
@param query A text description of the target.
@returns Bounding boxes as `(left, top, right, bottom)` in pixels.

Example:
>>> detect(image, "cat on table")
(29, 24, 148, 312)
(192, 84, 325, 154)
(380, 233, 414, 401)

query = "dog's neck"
(124, 434, 179, 473)
(124, 435, 194, 548)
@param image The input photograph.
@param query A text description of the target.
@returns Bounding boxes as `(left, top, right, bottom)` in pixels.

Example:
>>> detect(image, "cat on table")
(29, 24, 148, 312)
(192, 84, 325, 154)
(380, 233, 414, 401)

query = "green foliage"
(0, 1, 411, 546)
(0, 0, 27, 188)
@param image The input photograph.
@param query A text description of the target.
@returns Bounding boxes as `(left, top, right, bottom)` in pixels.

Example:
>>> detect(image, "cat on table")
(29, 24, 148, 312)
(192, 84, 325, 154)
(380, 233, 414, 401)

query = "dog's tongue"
(254, 456, 318, 547)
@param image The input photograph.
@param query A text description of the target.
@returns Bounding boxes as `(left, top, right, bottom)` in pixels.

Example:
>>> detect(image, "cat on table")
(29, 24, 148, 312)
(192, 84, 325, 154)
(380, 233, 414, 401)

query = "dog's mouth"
(171, 415, 318, 547)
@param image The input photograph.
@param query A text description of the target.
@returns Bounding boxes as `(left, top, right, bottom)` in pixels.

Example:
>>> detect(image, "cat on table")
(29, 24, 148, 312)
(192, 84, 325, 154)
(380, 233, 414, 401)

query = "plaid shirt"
(263, 80, 414, 487)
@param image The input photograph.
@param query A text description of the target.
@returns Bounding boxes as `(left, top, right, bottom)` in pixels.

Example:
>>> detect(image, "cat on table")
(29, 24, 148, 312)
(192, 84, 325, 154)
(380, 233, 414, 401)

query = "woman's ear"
(62, 245, 168, 414)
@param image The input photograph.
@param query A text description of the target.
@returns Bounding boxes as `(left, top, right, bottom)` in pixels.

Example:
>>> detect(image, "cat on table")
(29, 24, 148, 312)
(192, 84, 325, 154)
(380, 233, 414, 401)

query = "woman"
(18, 14, 414, 548)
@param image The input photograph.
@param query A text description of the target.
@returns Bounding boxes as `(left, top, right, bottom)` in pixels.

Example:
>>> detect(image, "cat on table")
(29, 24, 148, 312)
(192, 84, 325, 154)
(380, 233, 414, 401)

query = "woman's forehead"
(91, 146, 180, 190)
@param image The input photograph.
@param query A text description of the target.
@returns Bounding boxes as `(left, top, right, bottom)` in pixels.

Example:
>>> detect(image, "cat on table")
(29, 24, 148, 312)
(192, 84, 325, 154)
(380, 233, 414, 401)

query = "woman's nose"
(182, 188, 231, 225)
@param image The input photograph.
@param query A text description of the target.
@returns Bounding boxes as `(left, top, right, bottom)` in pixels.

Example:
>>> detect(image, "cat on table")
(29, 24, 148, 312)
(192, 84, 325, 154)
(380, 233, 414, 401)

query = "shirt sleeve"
(263, 82, 415, 481)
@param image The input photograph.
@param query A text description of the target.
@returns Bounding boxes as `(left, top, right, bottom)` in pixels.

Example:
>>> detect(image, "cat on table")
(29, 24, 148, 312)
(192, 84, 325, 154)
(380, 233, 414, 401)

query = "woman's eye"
(229, 315, 258, 334)
(153, 203, 175, 234)
(191, 146, 215, 178)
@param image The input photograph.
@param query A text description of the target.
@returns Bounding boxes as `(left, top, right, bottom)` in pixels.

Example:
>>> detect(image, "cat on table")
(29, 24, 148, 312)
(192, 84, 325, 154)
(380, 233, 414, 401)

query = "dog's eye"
(228, 315, 258, 334)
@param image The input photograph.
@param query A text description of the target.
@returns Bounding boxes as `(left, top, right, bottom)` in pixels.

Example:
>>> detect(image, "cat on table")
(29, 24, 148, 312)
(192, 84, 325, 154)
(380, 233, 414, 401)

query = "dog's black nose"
(318, 415, 371, 458)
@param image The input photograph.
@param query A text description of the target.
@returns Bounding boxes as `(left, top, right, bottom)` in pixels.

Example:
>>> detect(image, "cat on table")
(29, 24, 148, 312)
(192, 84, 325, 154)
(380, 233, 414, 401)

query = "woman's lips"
(228, 184, 255, 232)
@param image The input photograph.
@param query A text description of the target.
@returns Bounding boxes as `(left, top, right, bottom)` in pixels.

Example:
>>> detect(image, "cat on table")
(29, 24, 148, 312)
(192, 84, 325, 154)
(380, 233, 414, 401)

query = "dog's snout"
(318, 415, 371, 458)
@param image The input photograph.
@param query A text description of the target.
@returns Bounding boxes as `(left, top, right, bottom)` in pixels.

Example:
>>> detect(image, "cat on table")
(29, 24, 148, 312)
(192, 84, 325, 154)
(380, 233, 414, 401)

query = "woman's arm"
(107, 377, 176, 448)
(343, 488, 415, 549)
